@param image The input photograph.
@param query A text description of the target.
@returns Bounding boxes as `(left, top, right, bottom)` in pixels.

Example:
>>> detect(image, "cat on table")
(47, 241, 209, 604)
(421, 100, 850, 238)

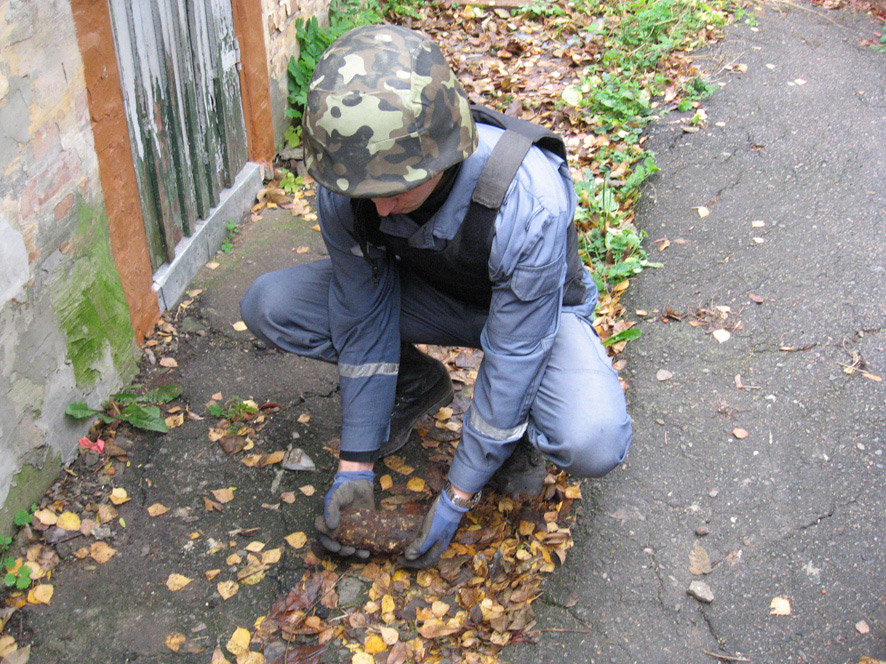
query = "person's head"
(302, 25, 477, 203)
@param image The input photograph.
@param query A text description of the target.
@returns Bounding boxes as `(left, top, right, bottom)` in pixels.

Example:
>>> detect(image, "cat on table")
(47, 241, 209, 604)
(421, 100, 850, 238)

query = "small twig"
(704, 650, 751, 662)
(532, 628, 594, 634)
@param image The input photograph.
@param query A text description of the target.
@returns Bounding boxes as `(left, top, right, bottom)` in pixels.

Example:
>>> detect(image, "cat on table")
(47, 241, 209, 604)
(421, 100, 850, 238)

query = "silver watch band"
(444, 481, 481, 509)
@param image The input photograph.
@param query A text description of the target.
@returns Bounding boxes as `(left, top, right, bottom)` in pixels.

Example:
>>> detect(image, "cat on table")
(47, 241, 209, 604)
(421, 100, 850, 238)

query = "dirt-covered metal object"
(332, 508, 423, 555)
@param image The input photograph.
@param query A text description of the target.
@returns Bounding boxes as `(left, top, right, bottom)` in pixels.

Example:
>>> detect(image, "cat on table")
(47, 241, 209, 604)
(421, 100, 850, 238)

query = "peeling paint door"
(108, 0, 249, 270)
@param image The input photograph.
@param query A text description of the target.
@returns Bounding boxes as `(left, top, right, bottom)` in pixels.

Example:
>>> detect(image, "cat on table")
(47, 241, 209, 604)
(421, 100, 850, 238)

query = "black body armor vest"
(352, 106, 587, 308)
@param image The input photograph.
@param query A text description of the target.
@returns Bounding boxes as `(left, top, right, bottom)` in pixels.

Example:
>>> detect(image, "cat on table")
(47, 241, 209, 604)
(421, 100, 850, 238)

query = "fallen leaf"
(166, 573, 193, 591)
(732, 428, 749, 439)
(206, 261, 220, 269)
(90, 541, 116, 563)
(280, 492, 296, 504)
(218, 581, 239, 600)
(696, 206, 710, 218)
(299, 485, 316, 496)
(204, 497, 223, 511)
(232, 321, 248, 332)
(856, 620, 870, 634)
(353, 652, 374, 664)
(166, 632, 187, 652)
(78, 437, 105, 453)
(379, 475, 393, 491)
(212, 488, 235, 504)
(406, 477, 426, 492)
(56, 512, 81, 531)
(33, 509, 58, 526)
(386, 642, 407, 664)
(147, 503, 169, 517)
(364, 635, 387, 655)
(210, 647, 232, 664)
(0, 636, 15, 657)
(205, 569, 221, 581)
(262, 450, 285, 466)
(245, 541, 266, 553)
(28, 584, 53, 604)
(689, 543, 712, 575)
(241, 454, 262, 467)
(564, 484, 582, 500)
(285, 532, 308, 549)
(712, 329, 731, 343)
(769, 597, 791, 615)
(379, 626, 399, 646)
(298, 413, 311, 424)
(109, 488, 130, 505)
(296, 246, 310, 254)
(656, 369, 673, 381)
(748, 293, 765, 303)
(226, 627, 251, 656)
(159, 357, 178, 368)
(262, 548, 282, 564)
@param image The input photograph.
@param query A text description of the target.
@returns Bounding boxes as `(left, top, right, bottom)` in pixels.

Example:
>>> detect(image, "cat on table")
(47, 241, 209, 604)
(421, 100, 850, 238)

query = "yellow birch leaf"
(210, 647, 232, 664)
(261, 548, 282, 564)
(33, 509, 58, 526)
(696, 206, 710, 218)
(165, 632, 187, 652)
(97, 503, 117, 523)
(732, 427, 749, 439)
(0, 636, 15, 657)
(299, 485, 316, 496)
(406, 477, 426, 492)
(89, 541, 116, 563)
(147, 503, 169, 517)
(381, 594, 396, 614)
(769, 597, 791, 615)
(379, 626, 399, 646)
(28, 584, 53, 605)
(218, 580, 239, 600)
(285, 532, 307, 549)
(166, 573, 193, 591)
(297, 413, 311, 423)
(712, 329, 731, 343)
(245, 541, 266, 553)
(232, 321, 248, 332)
(352, 652, 374, 664)
(379, 474, 393, 491)
(262, 450, 285, 466)
(241, 454, 262, 467)
(226, 627, 251, 656)
(159, 357, 178, 368)
(57, 512, 81, 531)
(280, 491, 296, 504)
(237, 653, 265, 664)
(364, 635, 386, 655)
(226, 553, 242, 565)
(109, 488, 130, 505)
(564, 485, 582, 500)
(205, 569, 221, 581)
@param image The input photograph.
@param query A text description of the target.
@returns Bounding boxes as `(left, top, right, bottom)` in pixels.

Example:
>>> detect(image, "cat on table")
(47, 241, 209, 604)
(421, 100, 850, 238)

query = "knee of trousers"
(239, 273, 282, 344)
(542, 411, 633, 479)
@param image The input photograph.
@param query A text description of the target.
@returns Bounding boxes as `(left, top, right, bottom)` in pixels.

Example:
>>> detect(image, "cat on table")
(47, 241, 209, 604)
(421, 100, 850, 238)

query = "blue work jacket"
(317, 123, 597, 494)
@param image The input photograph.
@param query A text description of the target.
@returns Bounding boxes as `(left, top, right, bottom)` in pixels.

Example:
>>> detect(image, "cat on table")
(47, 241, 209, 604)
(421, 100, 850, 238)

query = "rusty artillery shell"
(333, 509, 423, 555)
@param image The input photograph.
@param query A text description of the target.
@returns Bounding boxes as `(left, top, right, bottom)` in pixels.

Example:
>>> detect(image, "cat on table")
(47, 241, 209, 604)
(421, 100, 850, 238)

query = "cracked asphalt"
(13, 3, 883, 664)
(505, 4, 884, 664)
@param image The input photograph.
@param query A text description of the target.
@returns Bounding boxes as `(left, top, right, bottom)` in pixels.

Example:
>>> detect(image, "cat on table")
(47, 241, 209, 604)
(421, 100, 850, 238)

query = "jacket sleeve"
(447, 200, 568, 494)
(317, 190, 400, 462)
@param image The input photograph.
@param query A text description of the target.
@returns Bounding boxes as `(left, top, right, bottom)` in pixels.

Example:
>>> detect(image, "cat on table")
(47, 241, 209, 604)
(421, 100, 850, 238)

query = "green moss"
(0, 456, 62, 539)
(49, 201, 138, 386)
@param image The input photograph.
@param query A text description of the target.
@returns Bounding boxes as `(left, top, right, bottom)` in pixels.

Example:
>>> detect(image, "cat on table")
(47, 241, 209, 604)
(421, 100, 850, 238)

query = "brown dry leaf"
(226, 628, 251, 657)
(748, 293, 765, 303)
(204, 497, 223, 511)
(732, 427, 749, 439)
(166, 632, 187, 652)
(379, 626, 399, 646)
(689, 543, 712, 575)
(383, 455, 415, 476)
(386, 642, 407, 664)
(298, 413, 311, 424)
(109, 488, 130, 505)
(299, 485, 316, 496)
(212, 488, 235, 504)
(406, 477, 426, 492)
(218, 580, 239, 600)
(0, 636, 16, 657)
(769, 597, 791, 615)
(285, 532, 308, 549)
(166, 573, 193, 591)
(262, 450, 285, 466)
(90, 541, 116, 563)
(56, 511, 81, 531)
(147, 503, 169, 517)
(280, 491, 296, 504)
(564, 484, 582, 500)
(418, 619, 460, 638)
(241, 454, 263, 467)
(159, 357, 178, 368)
(165, 412, 185, 429)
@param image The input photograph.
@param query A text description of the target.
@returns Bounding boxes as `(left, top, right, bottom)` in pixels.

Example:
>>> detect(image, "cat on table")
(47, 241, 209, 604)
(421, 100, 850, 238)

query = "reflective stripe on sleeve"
(338, 362, 399, 379)
(469, 408, 528, 441)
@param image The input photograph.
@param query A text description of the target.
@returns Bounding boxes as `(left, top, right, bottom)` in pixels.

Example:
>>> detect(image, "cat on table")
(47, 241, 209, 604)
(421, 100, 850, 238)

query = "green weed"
(65, 383, 183, 434)
(221, 219, 239, 254)
(207, 397, 258, 425)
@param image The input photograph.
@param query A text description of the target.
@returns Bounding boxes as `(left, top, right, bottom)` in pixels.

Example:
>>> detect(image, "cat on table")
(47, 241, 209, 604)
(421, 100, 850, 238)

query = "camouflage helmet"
(302, 24, 478, 199)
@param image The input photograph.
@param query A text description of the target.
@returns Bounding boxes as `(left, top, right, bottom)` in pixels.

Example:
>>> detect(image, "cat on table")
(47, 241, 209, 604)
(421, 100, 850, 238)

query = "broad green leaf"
(603, 328, 642, 346)
(141, 384, 183, 404)
(65, 402, 98, 419)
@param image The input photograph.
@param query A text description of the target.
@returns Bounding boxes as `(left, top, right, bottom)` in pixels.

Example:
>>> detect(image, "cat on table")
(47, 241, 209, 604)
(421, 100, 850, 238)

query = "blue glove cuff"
(333, 470, 375, 484)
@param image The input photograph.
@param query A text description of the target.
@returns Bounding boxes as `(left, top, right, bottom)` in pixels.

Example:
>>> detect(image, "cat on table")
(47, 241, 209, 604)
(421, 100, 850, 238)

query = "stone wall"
(0, 0, 139, 534)
(261, 0, 330, 149)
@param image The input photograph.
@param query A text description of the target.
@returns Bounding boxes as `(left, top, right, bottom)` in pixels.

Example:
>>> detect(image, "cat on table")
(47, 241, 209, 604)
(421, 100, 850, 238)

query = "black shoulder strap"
(460, 105, 569, 264)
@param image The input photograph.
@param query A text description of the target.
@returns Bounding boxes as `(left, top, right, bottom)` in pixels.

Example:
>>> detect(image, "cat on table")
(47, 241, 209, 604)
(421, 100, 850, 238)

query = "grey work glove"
(399, 490, 468, 569)
(314, 470, 375, 559)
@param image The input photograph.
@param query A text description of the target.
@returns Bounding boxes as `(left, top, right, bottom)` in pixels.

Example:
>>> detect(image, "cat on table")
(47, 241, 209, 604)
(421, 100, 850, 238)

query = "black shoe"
(378, 344, 454, 457)
(487, 434, 546, 497)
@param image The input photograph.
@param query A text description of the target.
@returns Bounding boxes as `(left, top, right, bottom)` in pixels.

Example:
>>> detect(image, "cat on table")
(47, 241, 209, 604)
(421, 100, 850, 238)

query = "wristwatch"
(444, 481, 481, 509)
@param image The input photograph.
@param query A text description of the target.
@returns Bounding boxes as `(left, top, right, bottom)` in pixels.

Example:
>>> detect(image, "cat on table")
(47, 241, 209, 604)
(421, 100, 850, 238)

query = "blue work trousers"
(240, 259, 632, 479)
